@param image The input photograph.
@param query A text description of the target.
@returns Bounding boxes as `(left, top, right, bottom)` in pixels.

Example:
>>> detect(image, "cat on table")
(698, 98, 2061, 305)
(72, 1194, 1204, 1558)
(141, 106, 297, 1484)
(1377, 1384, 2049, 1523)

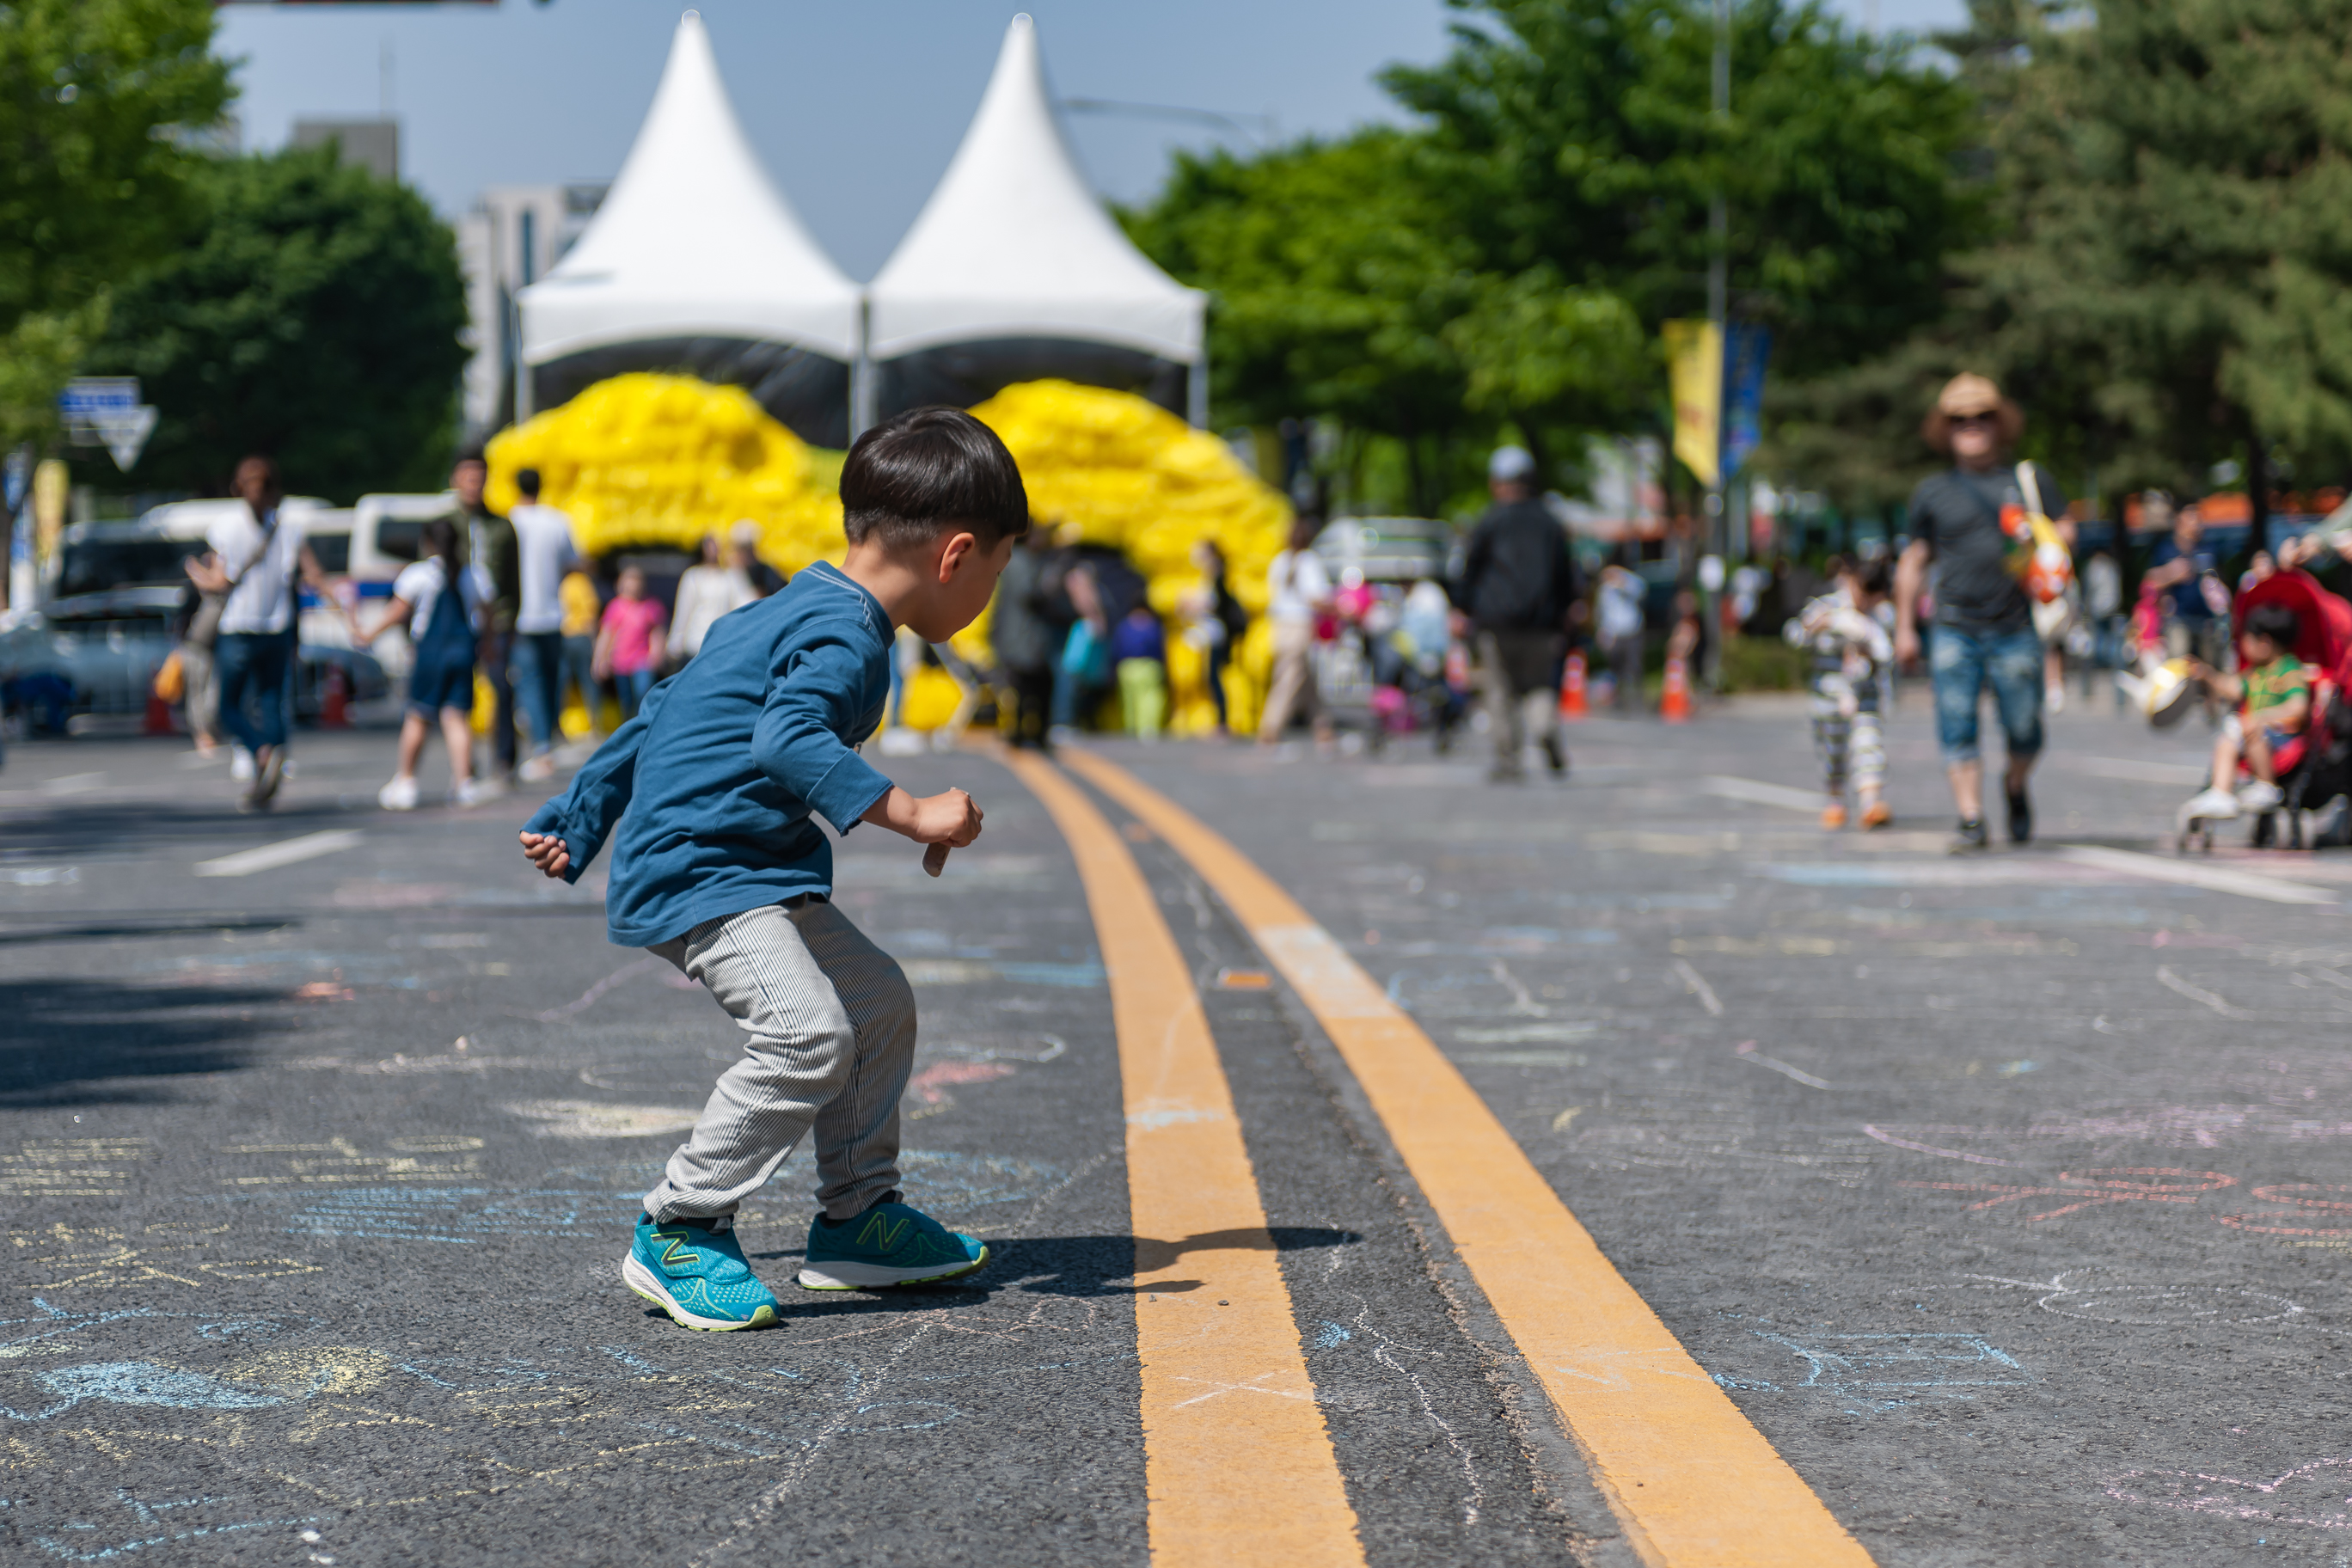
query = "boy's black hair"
(515, 468, 542, 499)
(841, 407, 1028, 549)
(2246, 601, 2301, 651)
(1856, 558, 1894, 597)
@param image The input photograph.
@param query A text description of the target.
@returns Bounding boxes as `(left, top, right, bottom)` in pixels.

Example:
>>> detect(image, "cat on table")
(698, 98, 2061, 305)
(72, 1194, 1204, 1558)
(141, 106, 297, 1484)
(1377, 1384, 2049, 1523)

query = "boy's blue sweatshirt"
(523, 561, 896, 947)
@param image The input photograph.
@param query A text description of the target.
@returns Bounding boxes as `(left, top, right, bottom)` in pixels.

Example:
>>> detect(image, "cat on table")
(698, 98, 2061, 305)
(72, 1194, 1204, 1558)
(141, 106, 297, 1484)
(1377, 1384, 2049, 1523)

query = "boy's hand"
(865, 786, 983, 848)
(519, 831, 572, 879)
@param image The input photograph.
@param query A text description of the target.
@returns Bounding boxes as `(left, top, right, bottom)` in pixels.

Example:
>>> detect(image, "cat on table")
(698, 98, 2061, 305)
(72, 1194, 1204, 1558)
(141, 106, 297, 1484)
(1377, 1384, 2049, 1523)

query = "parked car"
(22, 500, 386, 723)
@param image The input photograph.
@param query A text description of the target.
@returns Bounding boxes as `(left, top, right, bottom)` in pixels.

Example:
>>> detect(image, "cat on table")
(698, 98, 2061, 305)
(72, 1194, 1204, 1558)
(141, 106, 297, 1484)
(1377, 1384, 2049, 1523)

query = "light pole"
(1706, 0, 1730, 560)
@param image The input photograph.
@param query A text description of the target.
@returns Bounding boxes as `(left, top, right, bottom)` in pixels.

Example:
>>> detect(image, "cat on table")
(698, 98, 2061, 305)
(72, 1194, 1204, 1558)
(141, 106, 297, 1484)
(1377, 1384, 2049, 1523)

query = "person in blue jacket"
(517, 407, 1022, 1331)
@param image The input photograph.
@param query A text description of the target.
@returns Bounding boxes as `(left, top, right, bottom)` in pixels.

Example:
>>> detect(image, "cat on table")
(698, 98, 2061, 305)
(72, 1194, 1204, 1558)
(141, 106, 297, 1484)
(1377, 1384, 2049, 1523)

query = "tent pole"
(1187, 346, 1209, 429)
(851, 296, 874, 439)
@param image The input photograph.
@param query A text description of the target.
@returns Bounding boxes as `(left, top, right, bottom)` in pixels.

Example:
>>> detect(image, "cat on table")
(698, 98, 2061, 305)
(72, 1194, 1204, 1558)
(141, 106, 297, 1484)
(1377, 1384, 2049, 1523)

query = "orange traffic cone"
(144, 689, 175, 735)
(320, 664, 350, 728)
(1660, 656, 1692, 724)
(1559, 652, 1588, 721)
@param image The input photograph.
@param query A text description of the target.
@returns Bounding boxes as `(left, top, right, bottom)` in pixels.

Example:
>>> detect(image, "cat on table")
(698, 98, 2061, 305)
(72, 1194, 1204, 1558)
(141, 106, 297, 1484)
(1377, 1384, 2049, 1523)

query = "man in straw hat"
(1894, 373, 2072, 853)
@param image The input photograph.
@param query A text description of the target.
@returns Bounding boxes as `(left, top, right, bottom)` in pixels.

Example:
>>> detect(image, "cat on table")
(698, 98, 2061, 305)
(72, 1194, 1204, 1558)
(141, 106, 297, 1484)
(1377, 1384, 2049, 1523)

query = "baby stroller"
(2178, 569, 2352, 852)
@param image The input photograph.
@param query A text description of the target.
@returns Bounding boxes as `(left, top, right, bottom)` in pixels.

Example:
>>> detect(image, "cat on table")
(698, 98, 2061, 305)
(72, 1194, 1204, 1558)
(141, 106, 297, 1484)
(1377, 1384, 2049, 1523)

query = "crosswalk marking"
(1063, 748, 1875, 1568)
(1001, 750, 1364, 1568)
(193, 830, 365, 878)
(2058, 844, 2340, 904)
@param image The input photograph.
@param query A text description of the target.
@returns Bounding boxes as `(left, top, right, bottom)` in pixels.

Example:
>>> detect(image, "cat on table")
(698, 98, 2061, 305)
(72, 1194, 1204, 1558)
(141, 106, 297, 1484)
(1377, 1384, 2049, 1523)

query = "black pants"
(1007, 665, 1055, 750)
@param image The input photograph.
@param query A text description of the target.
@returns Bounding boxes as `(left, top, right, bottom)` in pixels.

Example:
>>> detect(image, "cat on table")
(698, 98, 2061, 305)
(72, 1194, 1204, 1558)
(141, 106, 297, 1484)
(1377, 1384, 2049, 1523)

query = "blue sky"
(216, 0, 1972, 282)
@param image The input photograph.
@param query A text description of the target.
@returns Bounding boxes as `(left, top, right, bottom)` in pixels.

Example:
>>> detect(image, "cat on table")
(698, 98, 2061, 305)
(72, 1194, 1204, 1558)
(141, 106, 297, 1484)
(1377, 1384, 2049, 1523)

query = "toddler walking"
(1786, 556, 1896, 830)
(518, 408, 1024, 1330)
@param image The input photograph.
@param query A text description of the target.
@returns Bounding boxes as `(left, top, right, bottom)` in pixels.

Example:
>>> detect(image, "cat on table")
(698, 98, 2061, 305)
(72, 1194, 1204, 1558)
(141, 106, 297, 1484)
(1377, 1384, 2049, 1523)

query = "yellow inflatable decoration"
(483, 373, 1291, 737)
(965, 380, 1290, 737)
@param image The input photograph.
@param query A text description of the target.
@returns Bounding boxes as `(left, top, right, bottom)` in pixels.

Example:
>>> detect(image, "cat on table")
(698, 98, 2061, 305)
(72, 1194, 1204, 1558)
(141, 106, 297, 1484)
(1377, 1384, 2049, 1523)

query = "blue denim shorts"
(1929, 623, 2043, 764)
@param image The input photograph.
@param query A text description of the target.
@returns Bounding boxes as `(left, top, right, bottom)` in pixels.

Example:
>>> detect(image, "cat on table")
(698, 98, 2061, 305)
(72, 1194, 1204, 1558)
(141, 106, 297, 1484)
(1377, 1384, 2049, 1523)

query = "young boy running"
(517, 408, 1025, 1331)
(1785, 555, 1897, 830)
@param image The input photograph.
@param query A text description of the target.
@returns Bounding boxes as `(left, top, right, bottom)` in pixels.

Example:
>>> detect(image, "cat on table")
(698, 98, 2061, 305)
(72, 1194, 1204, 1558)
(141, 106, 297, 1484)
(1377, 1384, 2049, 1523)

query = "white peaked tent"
(517, 11, 860, 444)
(864, 14, 1208, 425)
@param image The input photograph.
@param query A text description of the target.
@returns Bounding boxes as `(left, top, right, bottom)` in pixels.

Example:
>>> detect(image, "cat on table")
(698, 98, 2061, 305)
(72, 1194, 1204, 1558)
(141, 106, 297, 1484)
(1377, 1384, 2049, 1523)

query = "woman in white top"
(1255, 515, 1334, 745)
(668, 530, 762, 665)
(359, 517, 495, 810)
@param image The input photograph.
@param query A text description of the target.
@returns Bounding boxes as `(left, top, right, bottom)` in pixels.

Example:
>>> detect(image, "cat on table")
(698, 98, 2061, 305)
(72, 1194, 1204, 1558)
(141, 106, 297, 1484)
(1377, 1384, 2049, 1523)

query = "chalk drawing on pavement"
(1716, 1330, 2029, 1412)
(0, 1138, 149, 1198)
(1954, 1270, 2306, 1326)
(2109, 1457, 2352, 1531)
(215, 1135, 483, 1186)
(9, 1222, 322, 1291)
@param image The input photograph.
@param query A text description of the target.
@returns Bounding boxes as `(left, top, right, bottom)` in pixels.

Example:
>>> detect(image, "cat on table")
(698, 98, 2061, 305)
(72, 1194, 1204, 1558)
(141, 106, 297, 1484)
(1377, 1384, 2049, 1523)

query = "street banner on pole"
(1665, 319, 1722, 487)
(1721, 322, 1772, 481)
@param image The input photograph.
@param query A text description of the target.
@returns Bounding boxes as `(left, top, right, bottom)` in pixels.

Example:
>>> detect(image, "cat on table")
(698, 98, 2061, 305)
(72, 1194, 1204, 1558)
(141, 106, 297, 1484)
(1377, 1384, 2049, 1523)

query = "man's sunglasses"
(1948, 411, 1999, 426)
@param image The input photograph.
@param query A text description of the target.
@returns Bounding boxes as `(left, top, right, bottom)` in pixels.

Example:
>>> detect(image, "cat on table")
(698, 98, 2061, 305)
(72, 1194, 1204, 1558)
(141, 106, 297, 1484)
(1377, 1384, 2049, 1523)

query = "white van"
(34, 497, 383, 719)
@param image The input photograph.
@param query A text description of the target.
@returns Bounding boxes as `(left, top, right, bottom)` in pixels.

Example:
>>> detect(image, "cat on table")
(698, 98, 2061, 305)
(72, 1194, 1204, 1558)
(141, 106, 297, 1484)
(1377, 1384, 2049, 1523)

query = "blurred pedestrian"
(1257, 514, 1333, 746)
(361, 517, 493, 811)
(989, 525, 1060, 750)
(1051, 559, 1112, 740)
(732, 522, 784, 597)
(439, 453, 518, 786)
(1185, 539, 1249, 738)
(560, 563, 605, 737)
(1457, 445, 1580, 781)
(1110, 602, 1167, 738)
(671, 532, 759, 665)
(1894, 372, 2070, 853)
(508, 468, 581, 782)
(1787, 555, 1896, 830)
(181, 455, 335, 810)
(172, 577, 224, 756)
(2145, 501, 2228, 671)
(596, 565, 666, 720)
(1594, 548, 1646, 714)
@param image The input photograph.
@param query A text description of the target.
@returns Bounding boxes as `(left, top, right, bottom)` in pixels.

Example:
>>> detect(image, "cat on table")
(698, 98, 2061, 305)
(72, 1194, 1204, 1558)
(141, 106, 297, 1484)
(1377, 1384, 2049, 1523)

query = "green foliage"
(1384, 0, 1979, 377)
(1126, 0, 1980, 512)
(1718, 632, 1806, 690)
(1970, 0, 2352, 499)
(85, 144, 470, 500)
(0, 0, 230, 442)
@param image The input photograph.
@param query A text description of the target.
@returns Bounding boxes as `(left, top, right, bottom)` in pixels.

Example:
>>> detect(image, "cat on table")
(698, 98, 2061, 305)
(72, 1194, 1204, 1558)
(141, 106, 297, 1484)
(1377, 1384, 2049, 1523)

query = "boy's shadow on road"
(744, 1227, 1362, 1317)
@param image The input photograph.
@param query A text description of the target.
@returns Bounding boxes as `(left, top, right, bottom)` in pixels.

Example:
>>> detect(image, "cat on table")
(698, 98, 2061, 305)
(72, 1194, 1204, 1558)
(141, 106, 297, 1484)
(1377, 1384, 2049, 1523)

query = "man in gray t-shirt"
(1894, 373, 2073, 853)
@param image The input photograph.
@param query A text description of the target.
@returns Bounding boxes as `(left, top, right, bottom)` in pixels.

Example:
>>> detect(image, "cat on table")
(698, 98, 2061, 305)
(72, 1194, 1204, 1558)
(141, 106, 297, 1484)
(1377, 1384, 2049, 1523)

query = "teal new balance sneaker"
(798, 1201, 989, 1290)
(622, 1214, 781, 1331)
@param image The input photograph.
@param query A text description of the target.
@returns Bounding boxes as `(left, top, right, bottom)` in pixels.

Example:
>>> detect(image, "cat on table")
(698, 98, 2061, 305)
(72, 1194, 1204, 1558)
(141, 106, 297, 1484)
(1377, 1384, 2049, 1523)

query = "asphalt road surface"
(5, 693, 2352, 1566)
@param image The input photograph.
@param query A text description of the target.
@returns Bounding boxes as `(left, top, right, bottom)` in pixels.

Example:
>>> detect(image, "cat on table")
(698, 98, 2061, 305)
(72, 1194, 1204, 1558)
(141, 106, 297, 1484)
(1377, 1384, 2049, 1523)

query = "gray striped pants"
(641, 897, 917, 1224)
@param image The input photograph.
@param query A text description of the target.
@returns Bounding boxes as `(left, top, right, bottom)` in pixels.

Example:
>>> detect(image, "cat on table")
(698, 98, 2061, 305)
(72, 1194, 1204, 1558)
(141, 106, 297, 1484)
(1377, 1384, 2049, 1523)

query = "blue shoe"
(798, 1201, 988, 1290)
(622, 1214, 781, 1331)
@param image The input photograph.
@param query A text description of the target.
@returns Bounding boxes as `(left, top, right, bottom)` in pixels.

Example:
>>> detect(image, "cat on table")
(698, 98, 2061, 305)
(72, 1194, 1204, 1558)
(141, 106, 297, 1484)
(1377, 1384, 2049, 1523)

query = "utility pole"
(1701, 0, 1730, 685)
(1706, 0, 1730, 559)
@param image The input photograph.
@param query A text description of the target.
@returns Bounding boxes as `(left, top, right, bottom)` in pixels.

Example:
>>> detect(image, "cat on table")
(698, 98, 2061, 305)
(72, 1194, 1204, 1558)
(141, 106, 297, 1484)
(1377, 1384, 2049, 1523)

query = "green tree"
(1125, 130, 1645, 512)
(0, 0, 230, 442)
(1383, 0, 1980, 379)
(1969, 0, 2352, 517)
(86, 144, 471, 499)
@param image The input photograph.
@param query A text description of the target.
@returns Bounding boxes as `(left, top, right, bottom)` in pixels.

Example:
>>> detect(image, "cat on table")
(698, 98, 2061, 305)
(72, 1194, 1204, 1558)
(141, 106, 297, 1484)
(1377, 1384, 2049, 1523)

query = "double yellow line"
(1002, 747, 1873, 1568)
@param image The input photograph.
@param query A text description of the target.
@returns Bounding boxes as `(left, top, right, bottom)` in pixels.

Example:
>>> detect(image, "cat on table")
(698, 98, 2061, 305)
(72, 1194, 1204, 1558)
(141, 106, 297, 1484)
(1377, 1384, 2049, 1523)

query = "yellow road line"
(998, 750, 1364, 1568)
(1058, 748, 1873, 1568)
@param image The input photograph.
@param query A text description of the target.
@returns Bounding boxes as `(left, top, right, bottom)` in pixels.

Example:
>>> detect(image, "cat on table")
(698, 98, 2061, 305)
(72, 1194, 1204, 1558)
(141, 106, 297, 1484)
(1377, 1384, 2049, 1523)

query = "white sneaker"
(452, 778, 493, 808)
(518, 754, 556, 782)
(2184, 787, 2241, 820)
(230, 747, 254, 783)
(377, 775, 420, 812)
(2239, 779, 2285, 812)
(2045, 683, 2067, 714)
